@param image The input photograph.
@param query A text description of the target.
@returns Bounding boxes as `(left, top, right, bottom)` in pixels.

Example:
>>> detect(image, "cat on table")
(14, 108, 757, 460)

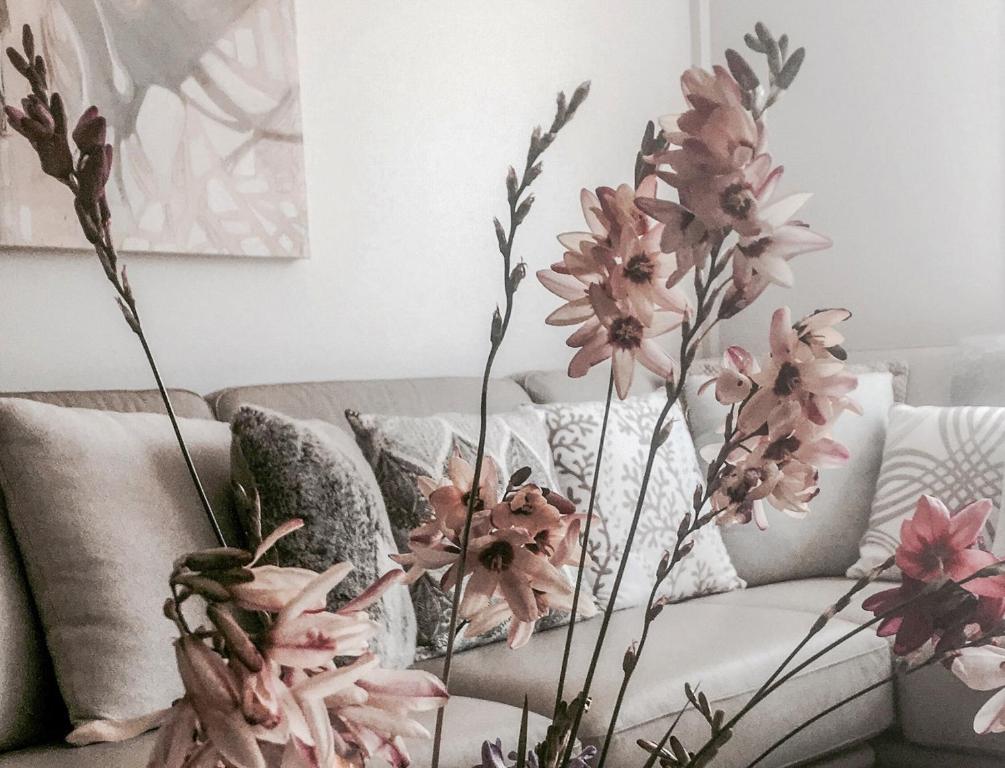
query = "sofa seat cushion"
(416, 602, 894, 768)
(898, 662, 1005, 757)
(0, 697, 551, 768)
(698, 578, 891, 626)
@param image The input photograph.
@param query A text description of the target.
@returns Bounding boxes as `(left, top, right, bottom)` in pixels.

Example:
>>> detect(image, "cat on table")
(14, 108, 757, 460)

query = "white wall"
(0, 0, 696, 393)
(708, 0, 1005, 354)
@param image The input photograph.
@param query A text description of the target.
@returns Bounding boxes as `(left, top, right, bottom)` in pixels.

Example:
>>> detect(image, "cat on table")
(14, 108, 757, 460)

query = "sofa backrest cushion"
(0, 387, 211, 750)
(515, 366, 662, 404)
(0, 397, 238, 735)
(685, 370, 898, 586)
(210, 377, 532, 430)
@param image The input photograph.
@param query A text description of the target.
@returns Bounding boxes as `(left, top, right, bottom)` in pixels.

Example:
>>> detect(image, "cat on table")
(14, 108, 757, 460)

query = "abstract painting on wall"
(0, 0, 308, 258)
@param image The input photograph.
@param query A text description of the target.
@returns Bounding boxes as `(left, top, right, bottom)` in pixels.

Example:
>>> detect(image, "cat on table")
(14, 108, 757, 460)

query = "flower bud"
(184, 547, 254, 572)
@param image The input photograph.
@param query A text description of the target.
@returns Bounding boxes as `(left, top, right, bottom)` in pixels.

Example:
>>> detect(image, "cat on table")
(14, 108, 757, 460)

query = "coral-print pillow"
(534, 391, 744, 609)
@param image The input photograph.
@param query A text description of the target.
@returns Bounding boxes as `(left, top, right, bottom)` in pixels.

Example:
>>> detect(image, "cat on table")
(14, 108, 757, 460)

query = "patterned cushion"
(533, 392, 743, 609)
(346, 408, 563, 659)
(849, 404, 1005, 579)
(231, 406, 417, 669)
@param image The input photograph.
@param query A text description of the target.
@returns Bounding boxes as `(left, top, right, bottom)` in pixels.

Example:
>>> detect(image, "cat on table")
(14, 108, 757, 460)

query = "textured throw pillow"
(0, 398, 238, 728)
(850, 404, 1005, 579)
(534, 392, 743, 609)
(231, 407, 417, 669)
(347, 408, 561, 658)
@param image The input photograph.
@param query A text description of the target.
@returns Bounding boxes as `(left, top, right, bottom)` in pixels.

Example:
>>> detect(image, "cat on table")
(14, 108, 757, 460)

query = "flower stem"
(685, 564, 1003, 765)
(553, 365, 615, 717)
(561, 238, 731, 766)
(134, 323, 226, 546)
(429, 84, 589, 768)
(743, 653, 945, 768)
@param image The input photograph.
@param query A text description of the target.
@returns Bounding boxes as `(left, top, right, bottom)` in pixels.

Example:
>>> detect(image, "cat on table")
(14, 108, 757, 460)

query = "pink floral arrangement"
(7, 17, 1005, 768)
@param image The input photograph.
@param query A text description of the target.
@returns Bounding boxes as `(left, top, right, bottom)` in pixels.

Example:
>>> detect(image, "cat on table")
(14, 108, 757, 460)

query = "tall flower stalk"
(4, 27, 225, 546)
(533, 24, 830, 766)
(427, 81, 591, 768)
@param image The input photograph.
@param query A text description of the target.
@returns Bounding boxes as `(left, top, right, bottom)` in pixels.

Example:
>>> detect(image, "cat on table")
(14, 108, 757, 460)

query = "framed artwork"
(0, 0, 309, 258)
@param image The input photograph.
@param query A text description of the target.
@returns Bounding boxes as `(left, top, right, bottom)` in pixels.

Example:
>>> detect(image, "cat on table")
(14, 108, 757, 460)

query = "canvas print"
(0, 0, 308, 258)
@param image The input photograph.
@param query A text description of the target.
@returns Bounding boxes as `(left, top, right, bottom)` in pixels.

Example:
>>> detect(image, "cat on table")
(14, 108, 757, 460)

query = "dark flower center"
(739, 237, 771, 259)
(919, 541, 953, 574)
(461, 490, 485, 512)
(720, 182, 755, 219)
(774, 362, 801, 396)
(623, 254, 656, 284)
(609, 316, 644, 350)
(479, 540, 515, 572)
(764, 435, 801, 461)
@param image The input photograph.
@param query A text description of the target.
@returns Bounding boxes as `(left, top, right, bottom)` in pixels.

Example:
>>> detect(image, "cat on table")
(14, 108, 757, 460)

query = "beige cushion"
(516, 365, 661, 404)
(0, 511, 62, 751)
(0, 696, 550, 768)
(210, 377, 532, 431)
(416, 602, 893, 768)
(0, 388, 213, 749)
(686, 371, 896, 586)
(898, 663, 1005, 757)
(1, 388, 212, 419)
(0, 398, 239, 728)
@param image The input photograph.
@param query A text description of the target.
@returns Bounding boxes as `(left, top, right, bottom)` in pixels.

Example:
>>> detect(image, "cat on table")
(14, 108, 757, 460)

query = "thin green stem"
(744, 654, 944, 768)
(687, 564, 1005, 765)
(562, 238, 730, 766)
(134, 324, 225, 546)
(553, 365, 615, 717)
(430, 232, 511, 768)
(430, 83, 589, 764)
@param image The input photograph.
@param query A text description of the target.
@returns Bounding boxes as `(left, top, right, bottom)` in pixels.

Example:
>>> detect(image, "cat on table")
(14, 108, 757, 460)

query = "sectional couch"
(0, 343, 1002, 767)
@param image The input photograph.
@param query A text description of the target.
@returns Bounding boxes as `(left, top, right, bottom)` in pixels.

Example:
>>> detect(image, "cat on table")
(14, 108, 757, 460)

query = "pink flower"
(446, 528, 573, 625)
(723, 172, 832, 303)
(425, 453, 500, 538)
(711, 458, 778, 529)
(292, 653, 449, 767)
(864, 576, 1005, 656)
(265, 563, 381, 667)
(568, 283, 678, 399)
(540, 178, 687, 397)
(658, 66, 761, 183)
(897, 496, 1005, 597)
(698, 345, 759, 405)
(677, 153, 773, 236)
(174, 636, 266, 768)
(952, 645, 1005, 734)
(738, 307, 857, 433)
(491, 483, 565, 536)
(632, 196, 713, 285)
(3, 93, 73, 180)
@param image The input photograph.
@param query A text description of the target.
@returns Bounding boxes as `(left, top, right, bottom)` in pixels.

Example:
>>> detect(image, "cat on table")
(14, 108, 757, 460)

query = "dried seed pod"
(725, 49, 760, 92)
(173, 573, 230, 602)
(509, 466, 532, 488)
(184, 547, 254, 572)
(776, 47, 806, 89)
(205, 567, 255, 586)
(494, 217, 508, 255)
(207, 603, 264, 672)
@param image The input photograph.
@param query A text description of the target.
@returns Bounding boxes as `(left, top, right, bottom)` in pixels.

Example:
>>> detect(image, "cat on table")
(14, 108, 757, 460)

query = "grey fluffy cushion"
(230, 406, 416, 669)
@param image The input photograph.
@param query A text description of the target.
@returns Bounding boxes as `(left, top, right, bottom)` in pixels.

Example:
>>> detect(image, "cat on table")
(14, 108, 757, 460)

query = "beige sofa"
(0, 345, 1001, 767)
